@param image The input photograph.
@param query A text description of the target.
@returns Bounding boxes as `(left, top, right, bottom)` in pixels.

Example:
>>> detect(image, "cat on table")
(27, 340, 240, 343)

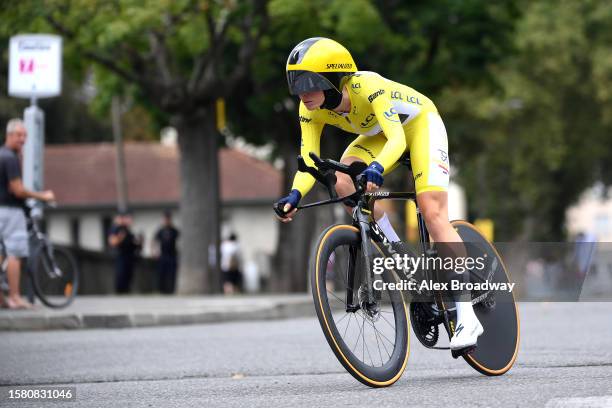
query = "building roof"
(44, 142, 281, 208)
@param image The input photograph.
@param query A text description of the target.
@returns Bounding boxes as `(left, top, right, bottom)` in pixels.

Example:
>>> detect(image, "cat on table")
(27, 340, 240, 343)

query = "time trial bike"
(276, 152, 520, 387)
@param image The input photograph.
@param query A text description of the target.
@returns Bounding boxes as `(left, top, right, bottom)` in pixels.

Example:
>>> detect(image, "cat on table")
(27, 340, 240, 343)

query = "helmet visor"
(287, 71, 334, 95)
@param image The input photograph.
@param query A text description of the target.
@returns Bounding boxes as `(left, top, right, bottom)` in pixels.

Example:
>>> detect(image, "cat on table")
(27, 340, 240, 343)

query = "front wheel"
(31, 244, 79, 308)
(311, 224, 410, 387)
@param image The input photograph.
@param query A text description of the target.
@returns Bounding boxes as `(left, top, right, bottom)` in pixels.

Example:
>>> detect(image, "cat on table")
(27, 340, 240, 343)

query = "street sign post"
(9, 34, 62, 98)
(8, 34, 62, 213)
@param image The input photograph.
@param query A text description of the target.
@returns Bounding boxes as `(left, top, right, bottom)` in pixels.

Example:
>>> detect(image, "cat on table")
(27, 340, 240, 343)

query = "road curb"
(0, 298, 315, 331)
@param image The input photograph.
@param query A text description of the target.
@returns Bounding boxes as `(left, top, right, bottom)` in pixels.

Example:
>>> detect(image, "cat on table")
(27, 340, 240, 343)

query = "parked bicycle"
(0, 203, 78, 308)
(276, 152, 519, 387)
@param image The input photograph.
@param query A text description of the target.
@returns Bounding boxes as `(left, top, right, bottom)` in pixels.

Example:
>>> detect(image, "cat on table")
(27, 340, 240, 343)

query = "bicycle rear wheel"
(311, 224, 410, 387)
(31, 244, 79, 308)
(451, 220, 520, 375)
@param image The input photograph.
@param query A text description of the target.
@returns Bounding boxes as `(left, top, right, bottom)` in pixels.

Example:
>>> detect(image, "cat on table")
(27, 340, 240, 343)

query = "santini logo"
(299, 116, 312, 123)
(354, 144, 375, 158)
(368, 89, 385, 103)
(326, 63, 353, 69)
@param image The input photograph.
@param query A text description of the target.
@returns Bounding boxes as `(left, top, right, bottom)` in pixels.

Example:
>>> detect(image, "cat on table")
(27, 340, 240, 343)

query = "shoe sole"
(450, 324, 484, 351)
(451, 345, 477, 359)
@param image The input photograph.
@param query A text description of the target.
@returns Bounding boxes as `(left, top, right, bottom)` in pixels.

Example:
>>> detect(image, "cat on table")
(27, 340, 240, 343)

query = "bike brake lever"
(355, 174, 367, 193)
(273, 202, 289, 218)
(297, 155, 310, 173)
(308, 152, 324, 167)
(298, 155, 328, 185)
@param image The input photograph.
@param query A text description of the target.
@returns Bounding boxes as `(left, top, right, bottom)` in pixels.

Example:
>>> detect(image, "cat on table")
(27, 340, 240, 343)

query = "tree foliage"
(239, 0, 611, 242)
(443, 0, 612, 239)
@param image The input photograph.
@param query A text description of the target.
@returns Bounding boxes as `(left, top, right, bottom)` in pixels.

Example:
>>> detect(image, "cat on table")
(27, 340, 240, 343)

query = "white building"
(43, 142, 280, 292)
(566, 184, 612, 298)
(566, 184, 612, 240)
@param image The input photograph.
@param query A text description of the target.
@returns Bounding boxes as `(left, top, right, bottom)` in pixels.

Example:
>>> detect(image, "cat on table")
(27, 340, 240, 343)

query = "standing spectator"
(108, 211, 141, 294)
(0, 119, 55, 309)
(573, 231, 597, 279)
(220, 233, 242, 295)
(153, 210, 179, 294)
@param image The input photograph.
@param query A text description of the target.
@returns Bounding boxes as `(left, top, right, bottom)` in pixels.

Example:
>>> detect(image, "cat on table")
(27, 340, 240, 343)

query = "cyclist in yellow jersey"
(274, 37, 483, 350)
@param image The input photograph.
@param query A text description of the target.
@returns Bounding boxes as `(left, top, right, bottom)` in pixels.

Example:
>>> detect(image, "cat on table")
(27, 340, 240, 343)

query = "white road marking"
(545, 396, 612, 408)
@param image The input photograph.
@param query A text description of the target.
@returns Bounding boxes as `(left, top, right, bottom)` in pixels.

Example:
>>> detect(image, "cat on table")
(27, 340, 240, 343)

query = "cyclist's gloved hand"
(361, 161, 384, 188)
(274, 189, 301, 218)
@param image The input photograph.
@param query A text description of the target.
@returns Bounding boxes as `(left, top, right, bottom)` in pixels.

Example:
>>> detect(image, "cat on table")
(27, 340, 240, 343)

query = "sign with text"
(8, 34, 62, 98)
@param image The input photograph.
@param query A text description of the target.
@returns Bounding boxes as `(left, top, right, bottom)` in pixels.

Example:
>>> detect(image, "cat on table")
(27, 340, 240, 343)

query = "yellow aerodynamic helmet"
(286, 37, 357, 96)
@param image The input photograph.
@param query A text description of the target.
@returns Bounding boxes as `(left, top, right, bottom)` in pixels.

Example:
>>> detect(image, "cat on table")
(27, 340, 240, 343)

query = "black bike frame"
(362, 191, 431, 249)
(355, 192, 433, 305)
(353, 191, 454, 338)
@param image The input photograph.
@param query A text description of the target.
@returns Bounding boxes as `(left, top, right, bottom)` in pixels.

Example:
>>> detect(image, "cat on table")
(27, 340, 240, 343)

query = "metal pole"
(112, 96, 129, 213)
(23, 95, 45, 217)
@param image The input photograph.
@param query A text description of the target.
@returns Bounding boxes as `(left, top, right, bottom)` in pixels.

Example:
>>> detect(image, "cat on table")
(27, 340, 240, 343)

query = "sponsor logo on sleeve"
(354, 144, 376, 158)
(383, 107, 400, 122)
(391, 90, 422, 105)
(438, 149, 448, 163)
(360, 113, 376, 128)
(408, 96, 422, 105)
(368, 89, 385, 103)
(351, 83, 361, 94)
(435, 150, 449, 175)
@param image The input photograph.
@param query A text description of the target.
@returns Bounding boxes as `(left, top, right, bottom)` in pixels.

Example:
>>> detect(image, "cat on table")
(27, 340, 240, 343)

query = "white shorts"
(0, 207, 29, 257)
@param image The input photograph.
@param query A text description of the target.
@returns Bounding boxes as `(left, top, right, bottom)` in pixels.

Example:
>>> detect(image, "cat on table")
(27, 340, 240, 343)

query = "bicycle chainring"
(409, 302, 439, 348)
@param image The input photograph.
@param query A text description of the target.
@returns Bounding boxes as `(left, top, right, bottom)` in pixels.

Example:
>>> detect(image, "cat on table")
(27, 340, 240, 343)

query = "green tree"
(446, 0, 612, 240)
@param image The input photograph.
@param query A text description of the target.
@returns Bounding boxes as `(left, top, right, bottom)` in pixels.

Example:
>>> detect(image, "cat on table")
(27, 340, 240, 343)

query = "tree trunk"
(174, 110, 221, 294)
(271, 123, 317, 292)
(111, 96, 129, 213)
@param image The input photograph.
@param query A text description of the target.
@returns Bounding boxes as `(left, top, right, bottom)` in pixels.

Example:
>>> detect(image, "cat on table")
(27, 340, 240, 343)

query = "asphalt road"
(1, 302, 612, 407)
